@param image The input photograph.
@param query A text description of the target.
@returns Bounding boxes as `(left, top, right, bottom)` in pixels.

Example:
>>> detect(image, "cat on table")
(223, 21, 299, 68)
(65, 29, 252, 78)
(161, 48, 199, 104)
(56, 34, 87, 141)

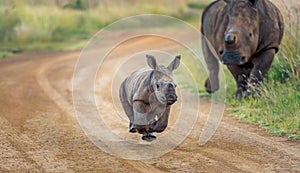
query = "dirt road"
(0, 34, 299, 172)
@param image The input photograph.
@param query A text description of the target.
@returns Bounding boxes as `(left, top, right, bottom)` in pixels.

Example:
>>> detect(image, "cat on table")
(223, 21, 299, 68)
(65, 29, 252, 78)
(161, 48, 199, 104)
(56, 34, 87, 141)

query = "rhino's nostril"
(219, 50, 224, 55)
(240, 56, 246, 63)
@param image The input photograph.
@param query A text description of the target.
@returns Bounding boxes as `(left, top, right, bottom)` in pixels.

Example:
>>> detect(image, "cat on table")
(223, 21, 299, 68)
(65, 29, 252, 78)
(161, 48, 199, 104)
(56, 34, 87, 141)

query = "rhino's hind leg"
(119, 82, 136, 133)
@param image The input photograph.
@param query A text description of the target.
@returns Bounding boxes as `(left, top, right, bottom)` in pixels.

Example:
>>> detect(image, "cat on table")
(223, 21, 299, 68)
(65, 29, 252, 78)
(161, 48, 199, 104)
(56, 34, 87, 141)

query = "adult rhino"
(201, 0, 284, 99)
(119, 55, 181, 141)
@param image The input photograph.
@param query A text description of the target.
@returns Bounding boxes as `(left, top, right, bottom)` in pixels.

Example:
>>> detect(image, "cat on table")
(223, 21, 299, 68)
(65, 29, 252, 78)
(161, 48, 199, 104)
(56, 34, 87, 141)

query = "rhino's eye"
(249, 33, 253, 37)
(156, 84, 160, 89)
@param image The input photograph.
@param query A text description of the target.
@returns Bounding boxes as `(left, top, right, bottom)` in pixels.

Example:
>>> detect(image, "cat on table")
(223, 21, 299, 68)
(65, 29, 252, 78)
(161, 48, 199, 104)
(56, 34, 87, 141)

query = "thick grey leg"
(133, 101, 150, 134)
(227, 65, 251, 100)
(149, 107, 170, 133)
(202, 37, 220, 93)
(247, 49, 275, 97)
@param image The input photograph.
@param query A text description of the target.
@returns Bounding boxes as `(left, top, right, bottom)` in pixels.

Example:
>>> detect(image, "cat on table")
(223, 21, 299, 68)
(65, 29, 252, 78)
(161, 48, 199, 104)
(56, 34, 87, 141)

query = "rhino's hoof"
(235, 91, 243, 100)
(142, 133, 156, 142)
(205, 79, 213, 93)
(205, 78, 219, 93)
(129, 123, 137, 133)
(129, 127, 137, 133)
(129, 126, 137, 133)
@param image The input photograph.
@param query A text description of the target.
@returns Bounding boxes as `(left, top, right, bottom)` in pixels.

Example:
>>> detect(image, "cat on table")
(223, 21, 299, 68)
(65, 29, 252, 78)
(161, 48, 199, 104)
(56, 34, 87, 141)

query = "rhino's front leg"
(133, 101, 158, 141)
(149, 107, 170, 133)
(227, 65, 251, 100)
(133, 101, 150, 134)
(203, 38, 220, 93)
(247, 49, 275, 97)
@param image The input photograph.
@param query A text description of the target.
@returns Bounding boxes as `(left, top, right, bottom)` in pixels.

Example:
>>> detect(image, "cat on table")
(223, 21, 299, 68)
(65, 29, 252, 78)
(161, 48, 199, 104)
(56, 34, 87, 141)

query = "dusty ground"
(0, 34, 300, 173)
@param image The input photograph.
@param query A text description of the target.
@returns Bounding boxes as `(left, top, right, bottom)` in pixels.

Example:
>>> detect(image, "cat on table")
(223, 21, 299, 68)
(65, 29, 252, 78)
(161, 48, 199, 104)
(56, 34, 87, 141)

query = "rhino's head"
(146, 54, 181, 105)
(221, 0, 259, 65)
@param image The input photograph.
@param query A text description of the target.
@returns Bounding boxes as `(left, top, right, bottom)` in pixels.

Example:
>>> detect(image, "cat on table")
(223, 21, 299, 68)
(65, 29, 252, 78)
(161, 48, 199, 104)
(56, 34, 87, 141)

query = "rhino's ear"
(146, 54, 157, 69)
(223, 0, 230, 3)
(168, 55, 181, 71)
(248, 0, 258, 6)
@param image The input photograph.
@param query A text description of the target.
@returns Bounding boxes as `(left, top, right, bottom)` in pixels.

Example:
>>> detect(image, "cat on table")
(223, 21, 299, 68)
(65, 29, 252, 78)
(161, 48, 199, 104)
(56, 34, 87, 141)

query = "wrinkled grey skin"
(119, 55, 181, 140)
(201, 0, 284, 99)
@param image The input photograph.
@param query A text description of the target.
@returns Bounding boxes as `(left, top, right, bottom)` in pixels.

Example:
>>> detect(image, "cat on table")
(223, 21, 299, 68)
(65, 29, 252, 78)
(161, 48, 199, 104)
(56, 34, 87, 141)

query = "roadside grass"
(0, 0, 202, 58)
(227, 77, 300, 140)
(177, 43, 300, 140)
(0, 51, 14, 58)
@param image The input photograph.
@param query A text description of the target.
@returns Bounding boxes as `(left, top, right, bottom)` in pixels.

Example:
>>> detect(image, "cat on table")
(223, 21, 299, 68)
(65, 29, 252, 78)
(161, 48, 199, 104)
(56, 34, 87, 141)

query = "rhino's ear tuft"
(146, 54, 157, 69)
(168, 55, 181, 71)
(248, 0, 258, 6)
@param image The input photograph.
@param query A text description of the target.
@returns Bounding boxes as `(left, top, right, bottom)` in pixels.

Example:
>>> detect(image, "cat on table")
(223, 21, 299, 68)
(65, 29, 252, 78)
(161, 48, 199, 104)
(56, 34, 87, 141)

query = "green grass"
(227, 79, 300, 140)
(0, 51, 14, 58)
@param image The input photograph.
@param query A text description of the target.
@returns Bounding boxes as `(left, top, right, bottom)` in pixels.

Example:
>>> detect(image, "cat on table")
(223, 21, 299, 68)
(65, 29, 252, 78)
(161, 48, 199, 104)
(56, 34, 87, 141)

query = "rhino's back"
(256, 0, 284, 52)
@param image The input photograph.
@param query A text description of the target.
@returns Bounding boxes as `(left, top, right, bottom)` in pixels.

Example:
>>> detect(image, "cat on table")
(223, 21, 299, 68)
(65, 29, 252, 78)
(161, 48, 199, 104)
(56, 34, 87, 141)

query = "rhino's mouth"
(166, 93, 177, 105)
(221, 51, 246, 65)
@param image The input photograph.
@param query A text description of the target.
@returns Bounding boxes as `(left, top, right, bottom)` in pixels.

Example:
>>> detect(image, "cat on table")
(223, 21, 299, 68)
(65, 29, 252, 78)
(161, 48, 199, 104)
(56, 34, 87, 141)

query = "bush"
(0, 7, 20, 42)
(0, 0, 191, 52)
(63, 0, 87, 10)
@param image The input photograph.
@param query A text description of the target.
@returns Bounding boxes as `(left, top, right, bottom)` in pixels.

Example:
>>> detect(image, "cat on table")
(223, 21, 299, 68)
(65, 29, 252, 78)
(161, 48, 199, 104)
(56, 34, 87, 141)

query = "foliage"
(0, 7, 20, 42)
(0, 0, 195, 57)
(0, 51, 14, 58)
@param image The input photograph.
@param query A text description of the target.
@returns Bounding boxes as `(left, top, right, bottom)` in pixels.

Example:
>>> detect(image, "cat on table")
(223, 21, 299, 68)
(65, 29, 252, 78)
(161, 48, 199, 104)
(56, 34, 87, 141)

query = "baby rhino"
(119, 55, 181, 141)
